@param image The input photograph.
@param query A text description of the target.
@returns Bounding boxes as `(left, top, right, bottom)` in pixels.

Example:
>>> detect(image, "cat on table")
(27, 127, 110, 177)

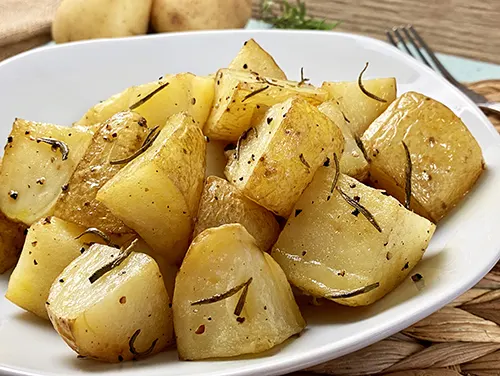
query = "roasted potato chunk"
(77, 73, 214, 128)
(54, 111, 149, 233)
(322, 77, 396, 136)
(225, 97, 344, 217)
(228, 38, 287, 80)
(272, 164, 436, 306)
(204, 69, 328, 141)
(6, 217, 133, 319)
(318, 100, 369, 180)
(97, 113, 206, 264)
(174, 224, 305, 360)
(362, 92, 484, 222)
(194, 176, 280, 251)
(0, 212, 26, 274)
(47, 243, 173, 362)
(0, 119, 94, 225)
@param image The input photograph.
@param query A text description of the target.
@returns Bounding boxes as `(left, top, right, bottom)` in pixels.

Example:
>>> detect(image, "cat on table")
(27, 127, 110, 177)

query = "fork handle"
(478, 102, 500, 117)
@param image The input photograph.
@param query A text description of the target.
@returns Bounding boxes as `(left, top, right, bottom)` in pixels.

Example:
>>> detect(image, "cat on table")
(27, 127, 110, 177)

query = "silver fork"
(387, 25, 500, 117)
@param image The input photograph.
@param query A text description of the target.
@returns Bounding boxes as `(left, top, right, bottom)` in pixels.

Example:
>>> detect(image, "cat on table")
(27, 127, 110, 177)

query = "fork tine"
(392, 27, 414, 57)
(386, 31, 398, 48)
(407, 25, 460, 85)
(401, 26, 432, 68)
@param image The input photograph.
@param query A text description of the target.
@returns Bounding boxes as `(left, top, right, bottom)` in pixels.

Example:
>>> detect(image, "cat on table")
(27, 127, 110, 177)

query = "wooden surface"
(252, 0, 500, 64)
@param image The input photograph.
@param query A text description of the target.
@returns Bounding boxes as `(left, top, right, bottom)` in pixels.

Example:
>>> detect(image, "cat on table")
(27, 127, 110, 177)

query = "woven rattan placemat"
(297, 80, 500, 376)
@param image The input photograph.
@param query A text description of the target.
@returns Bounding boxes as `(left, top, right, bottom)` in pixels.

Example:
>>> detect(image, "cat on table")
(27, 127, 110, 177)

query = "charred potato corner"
(0, 39, 484, 362)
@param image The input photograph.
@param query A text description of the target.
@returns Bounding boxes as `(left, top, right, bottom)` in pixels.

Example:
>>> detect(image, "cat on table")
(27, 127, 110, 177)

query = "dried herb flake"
(357, 62, 387, 103)
(337, 188, 382, 232)
(36, 138, 70, 160)
(327, 282, 380, 299)
(128, 329, 158, 359)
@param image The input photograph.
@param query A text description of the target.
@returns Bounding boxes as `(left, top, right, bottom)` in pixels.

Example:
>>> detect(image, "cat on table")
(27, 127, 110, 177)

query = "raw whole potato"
(228, 39, 287, 80)
(361, 91, 484, 222)
(54, 111, 149, 233)
(173, 224, 305, 360)
(151, 0, 252, 33)
(322, 77, 396, 137)
(76, 73, 215, 129)
(318, 100, 369, 180)
(204, 69, 328, 141)
(97, 113, 206, 265)
(0, 119, 94, 225)
(194, 176, 280, 251)
(52, 0, 153, 43)
(0, 212, 26, 274)
(271, 164, 436, 306)
(225, 97, 344, 217)
(6, 217, 112, 319)
(47, 243, 173, 362)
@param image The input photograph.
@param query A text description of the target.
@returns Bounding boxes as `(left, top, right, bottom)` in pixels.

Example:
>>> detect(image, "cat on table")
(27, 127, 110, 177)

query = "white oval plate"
(0, 30, 500, 376)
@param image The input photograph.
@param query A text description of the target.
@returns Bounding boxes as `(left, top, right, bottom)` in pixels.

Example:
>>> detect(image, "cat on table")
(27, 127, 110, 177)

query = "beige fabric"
(0, 0, 61, 61)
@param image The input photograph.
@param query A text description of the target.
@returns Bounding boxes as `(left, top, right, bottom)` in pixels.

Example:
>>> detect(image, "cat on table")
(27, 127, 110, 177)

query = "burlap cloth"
(2, 1, 500, 374)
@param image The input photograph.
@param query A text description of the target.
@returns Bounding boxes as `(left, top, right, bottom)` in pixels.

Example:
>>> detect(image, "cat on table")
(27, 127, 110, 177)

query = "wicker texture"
(294, 81, 500, 376)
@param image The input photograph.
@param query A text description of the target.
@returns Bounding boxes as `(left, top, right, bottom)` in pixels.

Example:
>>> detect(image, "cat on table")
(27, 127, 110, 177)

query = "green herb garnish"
(337, 188, 382, 232)
(129, 329, 158, 359)
(242, 85, 269, 102)
(327, 282, 380, 299)
(298, 67, 310, 86)
(357, 62, 387, 103)
(129, 82, 170, 110)
(36, 138, 69, 160)
(402, 141, 412, 209)
(109, 127, 160, 165)
(261, 0, 339, 30)
(88, 239, 137, 284)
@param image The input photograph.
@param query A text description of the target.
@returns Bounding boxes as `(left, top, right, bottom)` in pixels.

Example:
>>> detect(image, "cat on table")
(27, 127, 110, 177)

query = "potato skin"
(47, 244, 173, 362)
(362, 91, 484, 222)
(272, 167, 436, 306)
(322, 77, 396, 137)
(225, 97, 344, 217)
(228, 39, 287, 80)
(55, 111, 148, 233)
(0, 212, 26, 274)
(151, 0, 252, 32)
(194, 176, 280, 251)
(174, 224, 305, 360)
(52, 0, 153, 43)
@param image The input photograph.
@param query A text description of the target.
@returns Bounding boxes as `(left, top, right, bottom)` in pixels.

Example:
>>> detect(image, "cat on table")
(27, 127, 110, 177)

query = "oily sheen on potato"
(0, 119, 94, 225)
(318, 100, 369, 180)
(204, 69, 328, 141)
(77, 73, 214, 129)
(174, 224, 305, 360)
(322, 76, 396, 137)
(97, 112, 206, 264)
(228, 39, 287, 80)
(225, 96, 344, 217)
(362, 91, 484, 222)
(272, 165, 436, 306)
(47, 243, 173, 362)
(55, 111, 149, 233)
(194, 176, 280, 251)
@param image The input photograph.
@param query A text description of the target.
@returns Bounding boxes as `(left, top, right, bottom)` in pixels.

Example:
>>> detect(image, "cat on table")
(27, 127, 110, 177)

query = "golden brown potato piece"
(151, 0, 252, 33)
(204, 69, 328, 141)
(97, 113, 206, 265)
(362, 91, 484, 222)
(47, 243, 173, 362)
(318, 100, 369, 180)
(52, 0, 153, 43)
(194, 176, 280, 251)
(272, 163, 436, 306)
(0, 119, 94, 225)
(225, 97, 344, 217)
(0, 213, 26, 274)
(174, 224, 305, 360)
(76, 73, 214, 129)
(322, 77, 396, 136)
(54, 111, 149, 233)
(228, 39, 287, 80)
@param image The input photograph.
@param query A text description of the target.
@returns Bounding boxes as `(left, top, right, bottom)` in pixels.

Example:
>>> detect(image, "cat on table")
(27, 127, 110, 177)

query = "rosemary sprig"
(337, 188, 382, 233)
(129, 82, 170, 110)
(299, 153, 310, 168)
(36, 138, 69, 161)
(402, 141, 412, 209)
(330, 153, 340, 194)
(75, 227, 113, 246)
(298, 67, 310, 86)
(261, 0, 339, 30)
(357, 62, 387, 103)
(109, 126, 160, 165)
(129, 329, 158, 359)
(327, 282, 380, 299)
(88, 239, 137, 284)
(242, 85, 269, 102)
